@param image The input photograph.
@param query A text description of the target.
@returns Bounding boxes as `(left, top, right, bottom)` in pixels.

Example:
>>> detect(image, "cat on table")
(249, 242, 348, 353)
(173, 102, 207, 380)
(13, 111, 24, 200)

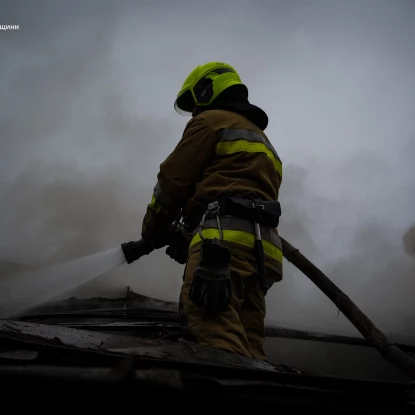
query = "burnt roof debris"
(12, 285, 178, 317)
(0, 323, 414, 413)
(1, 290, 415, 412)
(14, 288, 415, 354)
(0, 319, 289, 372)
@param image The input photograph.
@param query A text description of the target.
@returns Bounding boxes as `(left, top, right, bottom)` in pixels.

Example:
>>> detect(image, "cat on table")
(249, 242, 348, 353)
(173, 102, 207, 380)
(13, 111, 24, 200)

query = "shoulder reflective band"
(148, 182, 174, 215)
(216, 128, 282, 177)
(189, 217, 283, 264)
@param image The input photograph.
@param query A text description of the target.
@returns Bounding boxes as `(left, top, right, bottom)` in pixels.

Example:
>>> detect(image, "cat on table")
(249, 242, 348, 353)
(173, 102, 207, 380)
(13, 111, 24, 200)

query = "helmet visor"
(174, 89, 195, 116)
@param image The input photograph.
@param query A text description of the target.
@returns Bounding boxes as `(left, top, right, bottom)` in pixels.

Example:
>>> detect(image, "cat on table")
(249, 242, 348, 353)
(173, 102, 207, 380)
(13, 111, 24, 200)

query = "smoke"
(403, 226, 415, 258)
(0, 162, 187, 302)
(1, 0, 414, 344)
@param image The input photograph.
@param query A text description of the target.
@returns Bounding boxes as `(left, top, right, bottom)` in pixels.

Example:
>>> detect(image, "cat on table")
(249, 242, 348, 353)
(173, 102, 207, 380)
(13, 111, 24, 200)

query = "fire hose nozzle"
(121, 239, 155, 264)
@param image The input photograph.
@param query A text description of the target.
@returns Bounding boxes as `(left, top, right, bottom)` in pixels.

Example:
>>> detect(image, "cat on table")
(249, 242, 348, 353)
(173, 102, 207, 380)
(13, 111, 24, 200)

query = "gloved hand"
(147, 234, 170, 250)
(190, 271, 232, 312)
(141, 210, 176, 249)
(165, 223, 190, 264)
(189, 239, 232, 313)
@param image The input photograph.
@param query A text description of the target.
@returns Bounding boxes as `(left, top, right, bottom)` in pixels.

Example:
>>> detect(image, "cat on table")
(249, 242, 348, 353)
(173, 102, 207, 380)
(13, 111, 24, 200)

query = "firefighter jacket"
(141, 109, 283, 281)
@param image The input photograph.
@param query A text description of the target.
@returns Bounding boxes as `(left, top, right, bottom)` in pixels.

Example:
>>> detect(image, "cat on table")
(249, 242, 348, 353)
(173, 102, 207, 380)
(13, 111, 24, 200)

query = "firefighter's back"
(186, 109, 282, 214)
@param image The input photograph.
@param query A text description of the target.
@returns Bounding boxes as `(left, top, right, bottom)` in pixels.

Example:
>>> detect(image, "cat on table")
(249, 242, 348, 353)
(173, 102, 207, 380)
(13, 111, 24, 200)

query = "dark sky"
(0, 0, 414, 337)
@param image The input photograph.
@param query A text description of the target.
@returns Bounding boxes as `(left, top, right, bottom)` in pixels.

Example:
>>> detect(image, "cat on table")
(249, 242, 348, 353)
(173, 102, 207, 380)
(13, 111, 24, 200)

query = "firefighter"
(141, 62, 283, 360)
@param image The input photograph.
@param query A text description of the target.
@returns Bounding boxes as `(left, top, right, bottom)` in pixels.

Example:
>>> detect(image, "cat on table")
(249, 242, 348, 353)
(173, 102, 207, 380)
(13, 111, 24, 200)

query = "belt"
(187, 196, 282, 230)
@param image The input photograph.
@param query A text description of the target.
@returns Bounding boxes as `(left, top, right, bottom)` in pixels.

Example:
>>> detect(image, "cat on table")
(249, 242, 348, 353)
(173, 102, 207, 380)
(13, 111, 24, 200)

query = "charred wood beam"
(0, 361, 183, 389)
(42, 321, 415, 354)
(264, 327, 415, 354)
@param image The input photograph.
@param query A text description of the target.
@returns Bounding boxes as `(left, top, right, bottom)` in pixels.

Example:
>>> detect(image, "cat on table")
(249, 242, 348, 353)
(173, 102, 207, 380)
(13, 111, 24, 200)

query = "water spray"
(0, 238, 161, 319)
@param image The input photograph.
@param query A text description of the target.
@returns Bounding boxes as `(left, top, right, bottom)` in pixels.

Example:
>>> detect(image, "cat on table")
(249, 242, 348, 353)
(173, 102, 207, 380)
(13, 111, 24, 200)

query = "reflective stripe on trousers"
(189, 217, 283, 264)
(216, 128, 283, 177)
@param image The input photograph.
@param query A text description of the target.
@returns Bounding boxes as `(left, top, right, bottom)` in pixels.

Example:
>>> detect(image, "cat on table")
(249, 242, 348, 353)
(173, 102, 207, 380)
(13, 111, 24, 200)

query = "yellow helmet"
(174, 62, 242, 115)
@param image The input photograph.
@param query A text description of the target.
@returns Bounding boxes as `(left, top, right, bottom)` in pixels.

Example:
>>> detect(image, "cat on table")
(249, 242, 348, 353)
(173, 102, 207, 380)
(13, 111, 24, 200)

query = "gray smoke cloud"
(1, 0, 414, 347)
(403, 226, 415, 258)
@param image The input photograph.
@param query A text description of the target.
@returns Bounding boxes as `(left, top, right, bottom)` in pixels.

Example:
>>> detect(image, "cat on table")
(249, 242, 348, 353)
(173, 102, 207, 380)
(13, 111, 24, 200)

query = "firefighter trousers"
(179, 248, 269, 361)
